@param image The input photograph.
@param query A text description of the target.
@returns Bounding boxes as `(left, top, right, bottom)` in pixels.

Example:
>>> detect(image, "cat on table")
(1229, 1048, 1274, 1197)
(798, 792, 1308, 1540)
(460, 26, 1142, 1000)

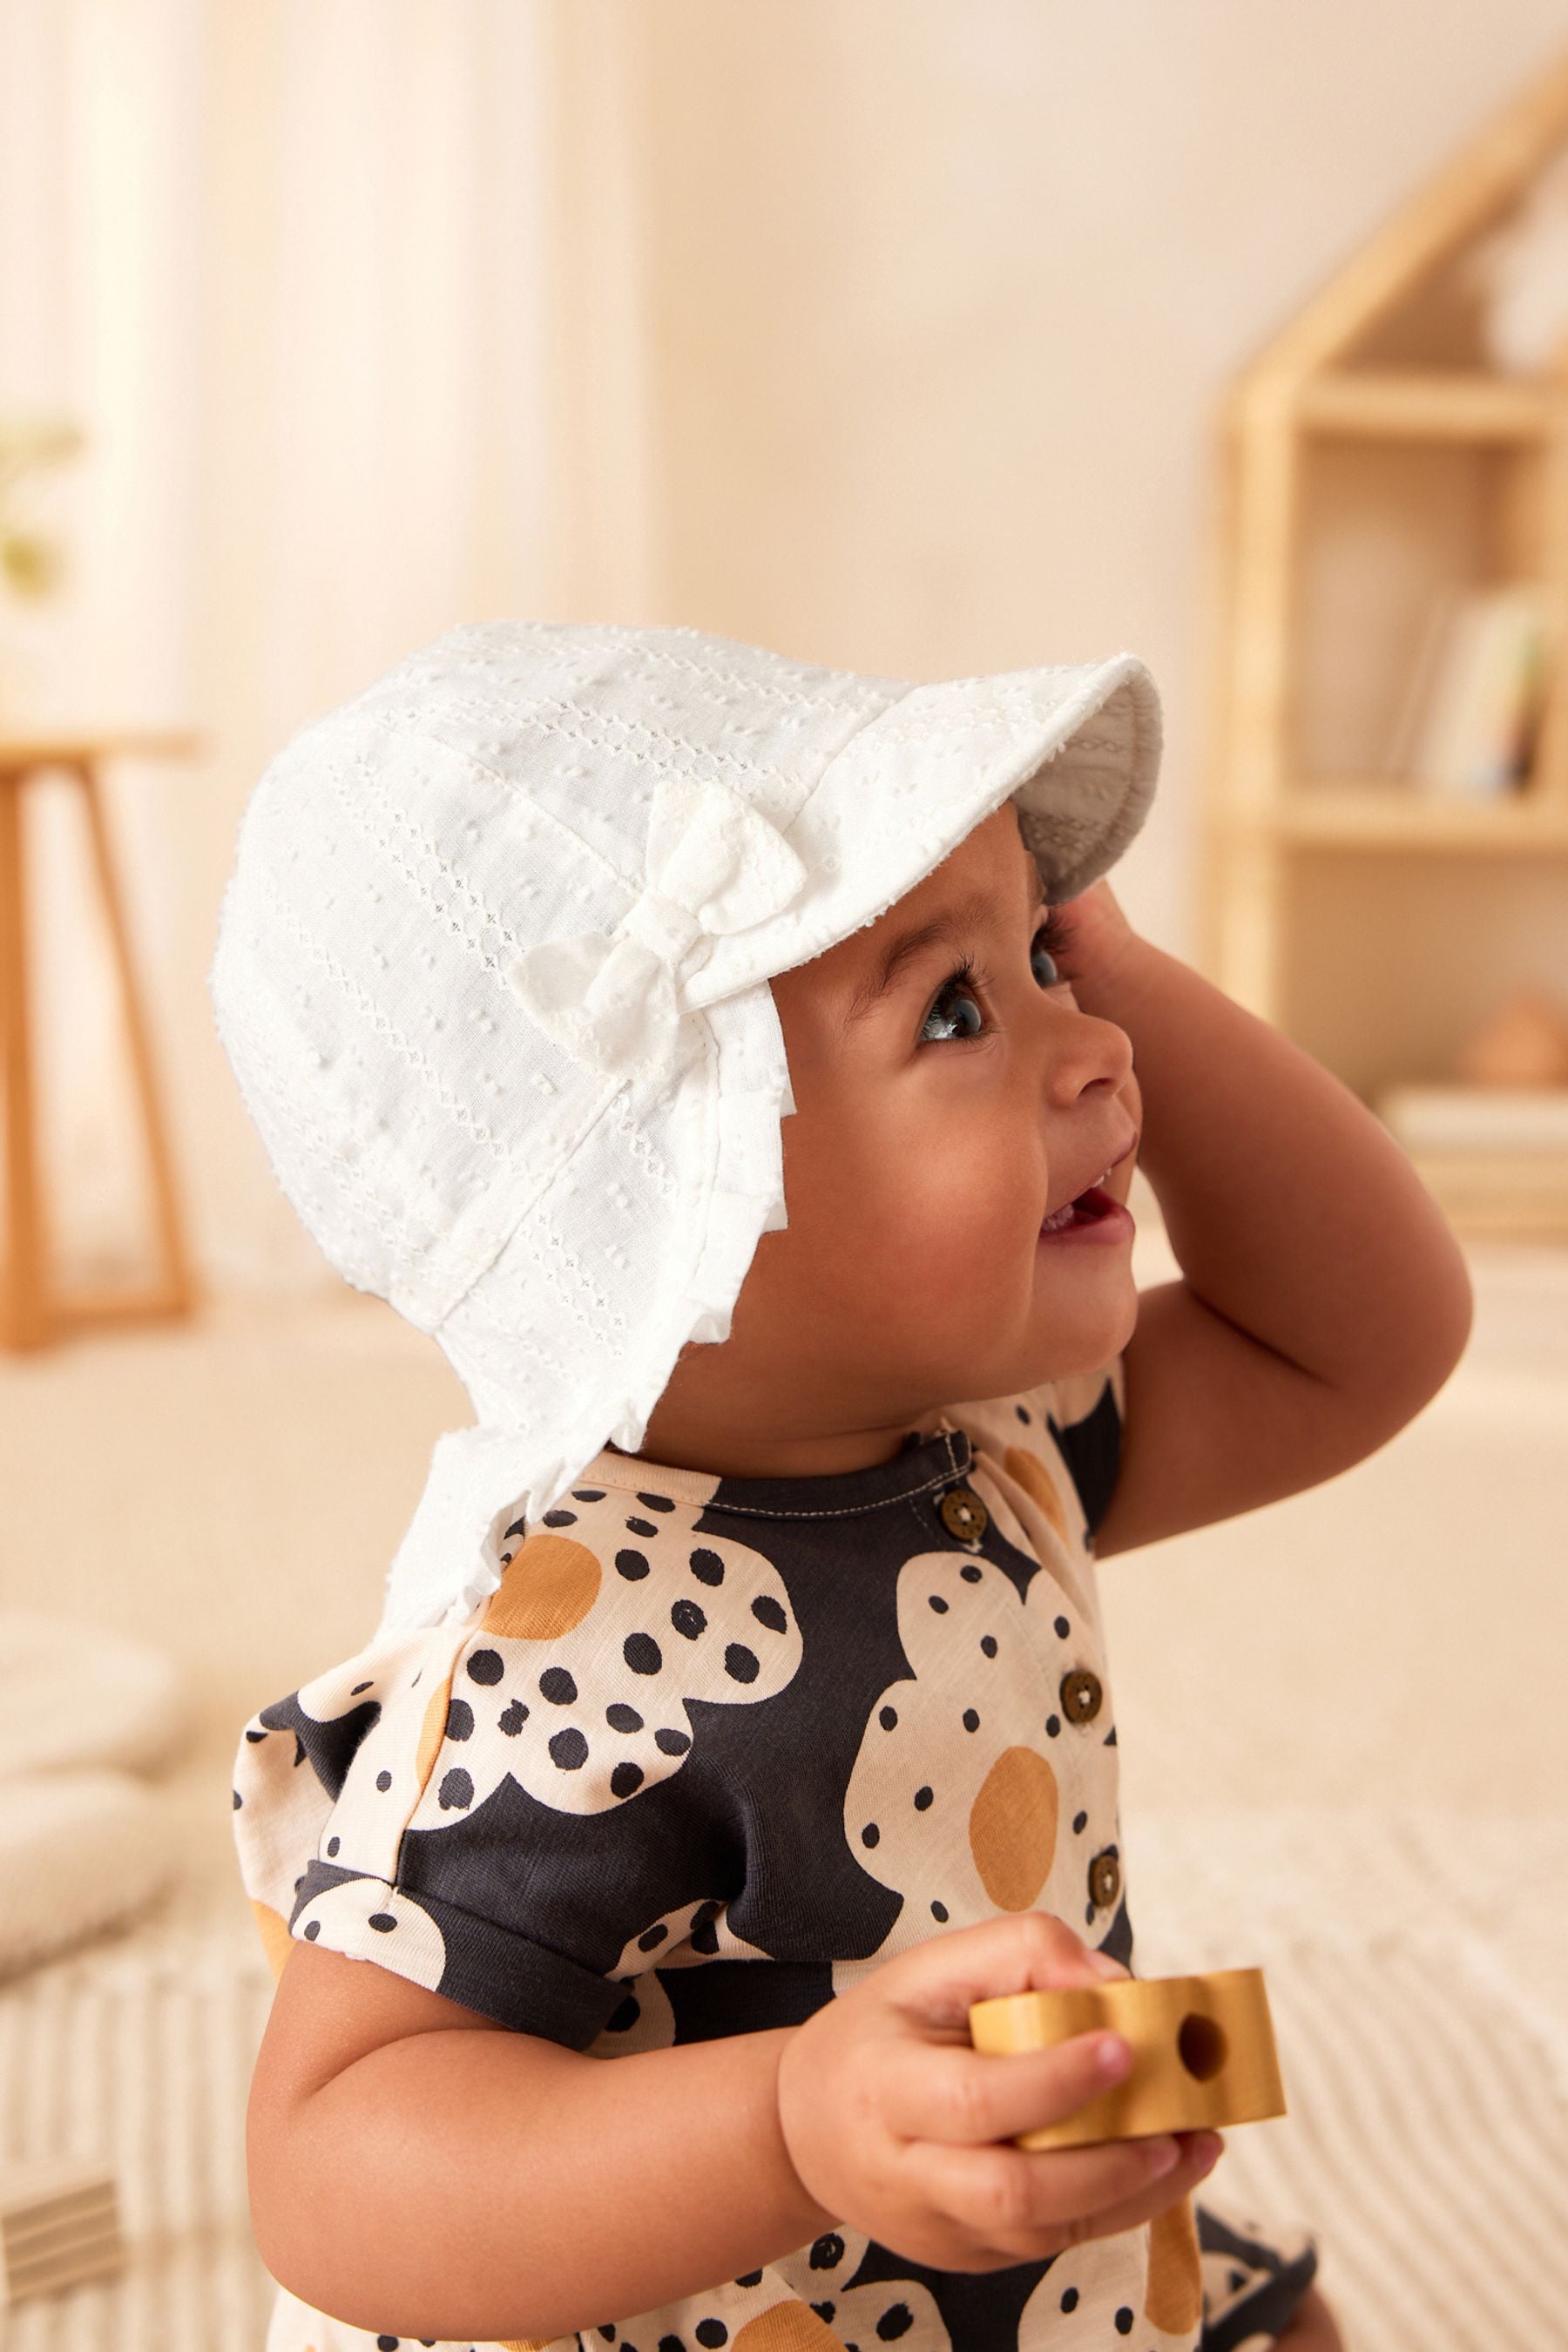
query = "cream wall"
(3, 2, 1566, 1294)
(631, 1, 1568, 939)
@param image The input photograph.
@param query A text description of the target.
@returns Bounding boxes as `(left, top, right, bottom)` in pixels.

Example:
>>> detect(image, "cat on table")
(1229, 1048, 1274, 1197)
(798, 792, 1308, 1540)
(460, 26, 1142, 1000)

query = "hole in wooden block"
(1177, 2012, 1227, 2081)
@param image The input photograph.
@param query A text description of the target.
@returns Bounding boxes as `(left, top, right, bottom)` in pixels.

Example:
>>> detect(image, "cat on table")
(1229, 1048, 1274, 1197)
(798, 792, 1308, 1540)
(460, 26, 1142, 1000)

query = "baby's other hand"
(1055, 882, 1143, 1190)
(1054, 878, 1139, 997)
(774, 1911, 1221, 2275)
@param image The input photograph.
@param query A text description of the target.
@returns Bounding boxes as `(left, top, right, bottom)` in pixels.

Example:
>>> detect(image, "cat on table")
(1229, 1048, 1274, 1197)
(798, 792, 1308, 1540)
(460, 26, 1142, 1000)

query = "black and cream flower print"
(233, 1356, 1318, 2352)
(443, 1496, 801, 1815)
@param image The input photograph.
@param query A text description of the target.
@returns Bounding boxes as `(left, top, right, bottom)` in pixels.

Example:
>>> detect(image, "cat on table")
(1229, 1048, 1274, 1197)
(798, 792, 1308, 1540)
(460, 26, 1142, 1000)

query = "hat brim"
(687, 651, 1160, 1011)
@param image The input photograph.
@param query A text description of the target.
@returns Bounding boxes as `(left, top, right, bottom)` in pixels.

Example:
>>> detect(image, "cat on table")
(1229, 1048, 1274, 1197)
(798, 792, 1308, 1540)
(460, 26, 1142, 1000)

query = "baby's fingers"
(882, 2029, 1132, 2147)
(913, 2128, 1220, 2265)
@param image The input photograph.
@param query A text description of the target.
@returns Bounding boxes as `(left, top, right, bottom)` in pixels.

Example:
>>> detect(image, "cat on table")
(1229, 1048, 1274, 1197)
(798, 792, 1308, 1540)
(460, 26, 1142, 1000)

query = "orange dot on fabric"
(483, 1533, 602, 1640)
(969, 1744, 1059, 1909)
(734, 2299, 846, 2352)
(1145, 2193, 1203, 2331)
(250, 1898, 294, 1983)
(415, 1668, 457, 1789)
(1003, 1445, 1069, 1541)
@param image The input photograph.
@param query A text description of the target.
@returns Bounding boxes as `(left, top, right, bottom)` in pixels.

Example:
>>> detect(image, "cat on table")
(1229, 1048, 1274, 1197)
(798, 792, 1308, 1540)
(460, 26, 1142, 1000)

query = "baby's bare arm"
(251, 1919, 1218, 2340)
(1060, 882, 1474, 1556)
(248, 1943, 833, 2342)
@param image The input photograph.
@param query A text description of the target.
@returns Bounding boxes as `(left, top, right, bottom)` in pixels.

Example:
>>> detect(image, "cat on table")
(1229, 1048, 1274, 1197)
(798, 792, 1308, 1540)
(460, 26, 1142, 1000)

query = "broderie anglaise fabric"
(209, 621, 1161, 1637)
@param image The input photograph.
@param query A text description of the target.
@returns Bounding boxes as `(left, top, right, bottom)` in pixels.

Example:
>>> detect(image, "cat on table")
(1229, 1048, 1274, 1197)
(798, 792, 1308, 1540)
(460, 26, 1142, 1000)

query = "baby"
(214, 620, 1470, 2352)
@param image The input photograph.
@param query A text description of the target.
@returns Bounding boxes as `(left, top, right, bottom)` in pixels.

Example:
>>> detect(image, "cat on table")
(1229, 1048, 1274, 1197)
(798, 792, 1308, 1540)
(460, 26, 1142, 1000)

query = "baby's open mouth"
(1039, 1184, 1119, 1235)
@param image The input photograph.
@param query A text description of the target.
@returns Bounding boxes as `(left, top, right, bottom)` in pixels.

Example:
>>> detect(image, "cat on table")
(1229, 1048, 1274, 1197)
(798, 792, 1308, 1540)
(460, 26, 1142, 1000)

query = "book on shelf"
(1382, 584, 1551, 798)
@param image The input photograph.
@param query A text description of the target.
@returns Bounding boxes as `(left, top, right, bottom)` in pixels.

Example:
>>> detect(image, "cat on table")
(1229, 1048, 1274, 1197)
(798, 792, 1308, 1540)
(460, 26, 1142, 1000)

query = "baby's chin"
(1022, 1266, 1139, 1384)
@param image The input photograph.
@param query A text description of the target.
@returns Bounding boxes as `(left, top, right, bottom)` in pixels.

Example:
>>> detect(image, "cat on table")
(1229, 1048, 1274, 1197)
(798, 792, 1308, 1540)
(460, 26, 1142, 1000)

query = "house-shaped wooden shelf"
(1203, 53, 1568, 1238)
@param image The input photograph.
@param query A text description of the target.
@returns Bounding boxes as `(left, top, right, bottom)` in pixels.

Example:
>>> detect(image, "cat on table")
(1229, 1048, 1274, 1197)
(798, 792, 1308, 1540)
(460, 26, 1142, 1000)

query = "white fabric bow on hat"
(506, 773, 809, 1078)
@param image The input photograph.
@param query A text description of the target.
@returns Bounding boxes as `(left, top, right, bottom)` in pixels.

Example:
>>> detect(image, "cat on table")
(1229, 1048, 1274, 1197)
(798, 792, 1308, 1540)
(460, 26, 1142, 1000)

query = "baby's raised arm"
(1058, 879, 1474, 1559)
(248, 1915, 1220, 2342)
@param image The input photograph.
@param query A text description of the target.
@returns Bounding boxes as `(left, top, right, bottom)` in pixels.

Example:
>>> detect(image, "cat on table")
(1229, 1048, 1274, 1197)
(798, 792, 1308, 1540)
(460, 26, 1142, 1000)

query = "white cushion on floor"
(0, 1770, 182, 1977)
(0, 1609, 188, 1779)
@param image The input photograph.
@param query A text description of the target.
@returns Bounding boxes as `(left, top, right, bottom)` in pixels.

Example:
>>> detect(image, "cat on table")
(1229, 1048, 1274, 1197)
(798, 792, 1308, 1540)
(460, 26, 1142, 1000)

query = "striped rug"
(0, 1805, 1561, 2352)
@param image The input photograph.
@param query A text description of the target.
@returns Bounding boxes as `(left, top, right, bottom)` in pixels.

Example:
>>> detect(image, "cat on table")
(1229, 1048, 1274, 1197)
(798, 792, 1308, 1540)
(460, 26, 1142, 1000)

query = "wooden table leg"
(73, 760, 194, 1322)
(0, 770, 51, 1347)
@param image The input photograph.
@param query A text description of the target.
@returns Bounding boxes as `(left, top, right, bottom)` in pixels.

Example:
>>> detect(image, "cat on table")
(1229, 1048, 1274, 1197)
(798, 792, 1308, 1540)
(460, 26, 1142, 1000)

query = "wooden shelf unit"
(1203, 56, 1568, 1238)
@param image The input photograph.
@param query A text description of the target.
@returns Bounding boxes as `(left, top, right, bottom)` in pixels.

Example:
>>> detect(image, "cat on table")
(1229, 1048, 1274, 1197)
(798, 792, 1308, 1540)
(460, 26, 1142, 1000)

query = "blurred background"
(1, 5, 1565, 2348)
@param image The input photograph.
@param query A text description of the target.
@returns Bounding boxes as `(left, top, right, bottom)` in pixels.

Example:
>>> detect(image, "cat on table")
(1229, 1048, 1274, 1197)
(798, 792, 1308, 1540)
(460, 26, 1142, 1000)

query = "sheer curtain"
(0, 0, 656, 1290)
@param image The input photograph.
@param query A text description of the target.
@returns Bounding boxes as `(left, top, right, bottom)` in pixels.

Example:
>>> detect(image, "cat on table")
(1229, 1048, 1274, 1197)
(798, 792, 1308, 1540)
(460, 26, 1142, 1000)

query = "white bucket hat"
(210, 619, 1159, 1633)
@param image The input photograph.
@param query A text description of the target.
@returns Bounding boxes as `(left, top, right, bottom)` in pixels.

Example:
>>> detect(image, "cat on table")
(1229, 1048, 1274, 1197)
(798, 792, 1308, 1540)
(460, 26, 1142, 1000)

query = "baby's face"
(641, 802, 1141, 1477)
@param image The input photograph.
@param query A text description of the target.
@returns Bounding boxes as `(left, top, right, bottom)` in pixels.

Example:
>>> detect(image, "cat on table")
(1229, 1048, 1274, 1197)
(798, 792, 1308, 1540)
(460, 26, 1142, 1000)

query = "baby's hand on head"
(774, 1910, 1220, 2274)
(1054, 878, 1139, 997)
(1055, 882, 1143, 1185)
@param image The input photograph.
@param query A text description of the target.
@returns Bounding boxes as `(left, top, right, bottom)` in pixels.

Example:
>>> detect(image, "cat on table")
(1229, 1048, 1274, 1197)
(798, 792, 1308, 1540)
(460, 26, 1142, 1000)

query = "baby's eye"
(1031, 936, 1063, 989)
(919, 973, 984, 1044)
(916, 912, 1072, 1045)
(1031, 910, 1072, 990)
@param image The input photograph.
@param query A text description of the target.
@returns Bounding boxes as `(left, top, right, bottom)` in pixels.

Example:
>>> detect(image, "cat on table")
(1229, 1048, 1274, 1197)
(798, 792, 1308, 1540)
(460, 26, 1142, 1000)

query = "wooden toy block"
(0, 2157, 123, 2305)
(969, 1965, 1287, 2151)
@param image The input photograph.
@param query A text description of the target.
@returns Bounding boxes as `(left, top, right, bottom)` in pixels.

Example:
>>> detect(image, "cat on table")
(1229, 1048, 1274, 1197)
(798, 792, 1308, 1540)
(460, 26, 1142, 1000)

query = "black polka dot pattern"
(230, 1381, 1194, 2344)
